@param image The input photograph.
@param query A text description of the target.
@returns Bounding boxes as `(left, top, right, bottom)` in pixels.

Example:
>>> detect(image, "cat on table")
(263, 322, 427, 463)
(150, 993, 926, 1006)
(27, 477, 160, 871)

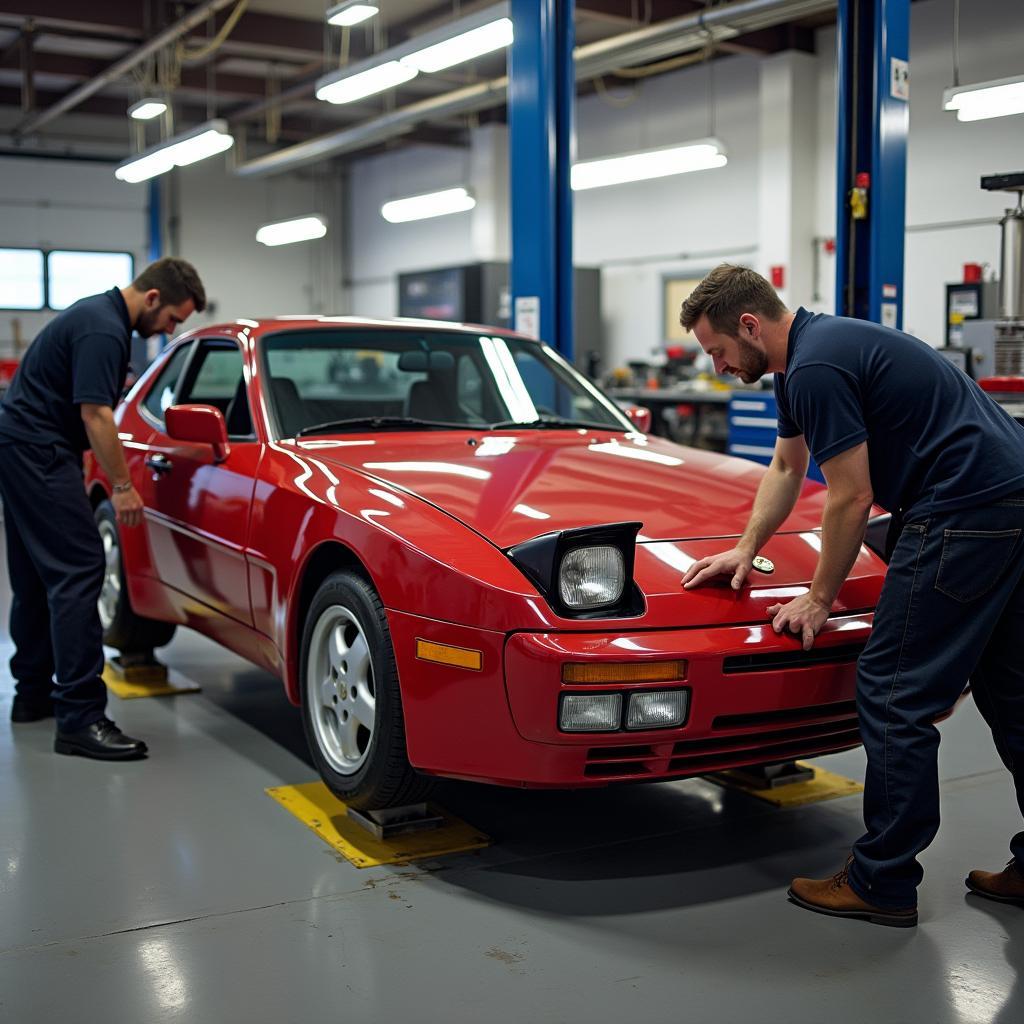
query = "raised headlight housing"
(507, 521, 645, 619)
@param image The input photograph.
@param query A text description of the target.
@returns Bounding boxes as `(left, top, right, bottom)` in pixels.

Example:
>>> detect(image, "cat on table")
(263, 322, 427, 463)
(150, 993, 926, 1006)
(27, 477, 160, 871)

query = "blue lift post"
(508, 0, 575, 364)
(834, 0, 910, 328)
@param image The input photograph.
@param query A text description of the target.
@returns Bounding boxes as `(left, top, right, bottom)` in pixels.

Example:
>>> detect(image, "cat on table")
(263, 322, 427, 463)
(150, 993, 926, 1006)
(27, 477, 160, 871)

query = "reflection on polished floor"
(0, 570, 1021, 1023)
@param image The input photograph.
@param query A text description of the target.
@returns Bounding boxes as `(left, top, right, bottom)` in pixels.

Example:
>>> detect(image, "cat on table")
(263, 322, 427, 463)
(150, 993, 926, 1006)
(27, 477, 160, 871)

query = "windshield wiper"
(296, 416, 469, 437)
(488, 417, 623, 431)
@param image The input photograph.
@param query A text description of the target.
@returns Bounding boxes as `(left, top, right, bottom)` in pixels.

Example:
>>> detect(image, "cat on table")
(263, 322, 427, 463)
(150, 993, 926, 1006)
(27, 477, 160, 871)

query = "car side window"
(178, 343, 254, 439)
(141, 342, 193, 425)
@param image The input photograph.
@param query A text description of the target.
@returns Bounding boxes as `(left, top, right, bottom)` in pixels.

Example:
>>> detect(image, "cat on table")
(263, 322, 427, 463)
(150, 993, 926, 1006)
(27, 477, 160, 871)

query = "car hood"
(298, 429, 831, 547)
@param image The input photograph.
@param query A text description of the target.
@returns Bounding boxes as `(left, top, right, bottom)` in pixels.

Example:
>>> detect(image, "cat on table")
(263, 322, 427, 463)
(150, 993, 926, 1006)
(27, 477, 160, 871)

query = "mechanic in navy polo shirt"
(0, 258, 205, 760)
(680, 264, 1024, 927)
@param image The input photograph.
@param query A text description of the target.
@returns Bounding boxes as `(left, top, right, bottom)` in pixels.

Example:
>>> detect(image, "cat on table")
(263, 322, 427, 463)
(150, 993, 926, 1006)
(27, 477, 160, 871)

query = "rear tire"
(299, 570, 434, 810)
(95, 499, 176, 653)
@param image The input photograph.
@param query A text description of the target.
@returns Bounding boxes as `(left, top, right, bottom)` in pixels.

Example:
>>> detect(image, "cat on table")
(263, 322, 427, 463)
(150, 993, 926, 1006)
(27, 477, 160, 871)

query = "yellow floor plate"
(102, 663, 201, 700)
(266, 781, 491, 868)
(711, 761, 864, 807)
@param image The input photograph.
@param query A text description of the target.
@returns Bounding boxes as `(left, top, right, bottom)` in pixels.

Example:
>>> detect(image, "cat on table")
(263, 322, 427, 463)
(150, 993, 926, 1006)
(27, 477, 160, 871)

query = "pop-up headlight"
(506, 522, 644, 618)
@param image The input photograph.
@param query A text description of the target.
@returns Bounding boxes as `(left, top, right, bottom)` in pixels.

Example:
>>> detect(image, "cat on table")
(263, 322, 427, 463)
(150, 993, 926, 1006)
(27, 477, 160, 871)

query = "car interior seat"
(224, 377, 253, 437)
(404, 372, 461, 422)
(270, 377, 306, 437)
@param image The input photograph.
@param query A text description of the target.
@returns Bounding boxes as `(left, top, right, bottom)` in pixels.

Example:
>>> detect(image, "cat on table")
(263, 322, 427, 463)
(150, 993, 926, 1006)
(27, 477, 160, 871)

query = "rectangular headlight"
(559, 545, 625, 609)
(559, 693, 622, 732)
(626, 690, 688, 730)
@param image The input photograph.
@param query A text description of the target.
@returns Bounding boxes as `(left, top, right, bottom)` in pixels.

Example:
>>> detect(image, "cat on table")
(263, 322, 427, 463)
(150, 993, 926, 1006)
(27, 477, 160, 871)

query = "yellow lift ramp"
(708, 760, 864, 808)
(266, 781, 491, 868)
(102, 656, 201, 700)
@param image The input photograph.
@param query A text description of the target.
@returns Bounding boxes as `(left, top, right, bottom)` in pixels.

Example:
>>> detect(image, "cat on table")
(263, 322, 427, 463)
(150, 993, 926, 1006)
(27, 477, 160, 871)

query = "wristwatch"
(112, 480, 133, 494)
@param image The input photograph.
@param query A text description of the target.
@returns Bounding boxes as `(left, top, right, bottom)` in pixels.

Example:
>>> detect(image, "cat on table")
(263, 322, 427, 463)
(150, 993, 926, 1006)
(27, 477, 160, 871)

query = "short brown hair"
(680, 264, 786, 336)
(132, 257, 206, 313)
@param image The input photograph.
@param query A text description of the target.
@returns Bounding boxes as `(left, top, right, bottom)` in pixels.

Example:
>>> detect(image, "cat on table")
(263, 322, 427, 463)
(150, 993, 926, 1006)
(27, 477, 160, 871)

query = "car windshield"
(261, 328, 633, 438)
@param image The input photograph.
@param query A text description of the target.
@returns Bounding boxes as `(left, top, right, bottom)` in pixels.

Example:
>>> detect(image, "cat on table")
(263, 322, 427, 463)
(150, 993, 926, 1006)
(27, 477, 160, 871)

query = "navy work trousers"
(848, 492, 1024, 908)
(0, 442, 107, 732)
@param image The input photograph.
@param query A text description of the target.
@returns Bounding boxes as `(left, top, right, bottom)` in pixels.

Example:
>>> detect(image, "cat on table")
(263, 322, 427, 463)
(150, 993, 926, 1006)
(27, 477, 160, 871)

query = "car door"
(138, 338, 260, 627)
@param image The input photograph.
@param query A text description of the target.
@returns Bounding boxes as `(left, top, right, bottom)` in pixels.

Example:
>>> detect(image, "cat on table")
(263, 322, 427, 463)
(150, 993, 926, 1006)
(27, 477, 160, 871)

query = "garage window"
(0, 248, 45, 310)
(46, 250, 134, 311)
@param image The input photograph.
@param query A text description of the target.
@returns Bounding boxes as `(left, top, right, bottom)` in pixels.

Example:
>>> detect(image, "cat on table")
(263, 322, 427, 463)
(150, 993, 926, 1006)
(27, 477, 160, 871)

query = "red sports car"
(85, 317, 889, 808)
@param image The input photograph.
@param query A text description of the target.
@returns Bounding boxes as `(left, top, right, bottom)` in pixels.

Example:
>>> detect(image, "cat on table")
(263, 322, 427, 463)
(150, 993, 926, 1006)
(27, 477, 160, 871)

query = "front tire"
(95, 499, 176, 653)
(300, 570, 434, 810)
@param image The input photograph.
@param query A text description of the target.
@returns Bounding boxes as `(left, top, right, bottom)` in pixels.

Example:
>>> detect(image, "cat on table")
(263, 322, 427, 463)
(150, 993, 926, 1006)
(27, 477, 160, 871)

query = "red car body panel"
(87, 317, 887, 789)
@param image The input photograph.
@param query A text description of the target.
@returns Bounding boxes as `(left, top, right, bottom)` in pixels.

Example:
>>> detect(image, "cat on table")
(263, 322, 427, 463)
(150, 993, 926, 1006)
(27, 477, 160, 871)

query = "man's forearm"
(738, 462, 805, 555)
(809, 494, 873, 607)
(82, 407, 131, 486)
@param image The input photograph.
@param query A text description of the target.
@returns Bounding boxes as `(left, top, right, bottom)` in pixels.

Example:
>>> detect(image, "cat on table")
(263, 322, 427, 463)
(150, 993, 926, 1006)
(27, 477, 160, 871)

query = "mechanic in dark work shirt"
(0, 258, 205, 760)
(680, 264, 1024, 926)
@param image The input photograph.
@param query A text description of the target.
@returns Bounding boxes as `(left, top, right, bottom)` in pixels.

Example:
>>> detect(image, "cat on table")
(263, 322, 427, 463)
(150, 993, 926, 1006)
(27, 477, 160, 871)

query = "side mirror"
(622, 404, 652, 435)
(165, 404, 230, 463)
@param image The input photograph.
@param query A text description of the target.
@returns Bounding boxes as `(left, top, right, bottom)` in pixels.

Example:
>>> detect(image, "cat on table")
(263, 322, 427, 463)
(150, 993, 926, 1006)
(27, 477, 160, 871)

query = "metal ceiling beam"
(236, 0, 836, 178)
(12, 0, 237, 137)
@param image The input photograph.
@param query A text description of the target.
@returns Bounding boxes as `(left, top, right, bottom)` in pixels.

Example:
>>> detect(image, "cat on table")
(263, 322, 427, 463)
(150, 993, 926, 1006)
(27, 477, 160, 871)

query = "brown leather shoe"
(788, 859, 918, 927)
(966, 860, 1024, 907)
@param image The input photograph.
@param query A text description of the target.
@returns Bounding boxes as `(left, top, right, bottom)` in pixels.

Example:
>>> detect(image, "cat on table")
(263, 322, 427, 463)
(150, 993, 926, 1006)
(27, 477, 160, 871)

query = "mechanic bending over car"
(0, 258, 206, 760)
(680, 264, 1024, 927)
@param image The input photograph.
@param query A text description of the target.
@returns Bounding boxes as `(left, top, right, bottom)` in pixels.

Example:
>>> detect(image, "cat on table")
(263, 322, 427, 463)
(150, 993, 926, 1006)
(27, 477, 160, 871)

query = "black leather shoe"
(54, 718, 148, 760)
(10, 695, 55, 723)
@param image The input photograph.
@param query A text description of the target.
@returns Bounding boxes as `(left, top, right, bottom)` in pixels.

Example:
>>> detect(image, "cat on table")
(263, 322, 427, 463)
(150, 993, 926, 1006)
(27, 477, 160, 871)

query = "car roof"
(174, 315, 543, 345)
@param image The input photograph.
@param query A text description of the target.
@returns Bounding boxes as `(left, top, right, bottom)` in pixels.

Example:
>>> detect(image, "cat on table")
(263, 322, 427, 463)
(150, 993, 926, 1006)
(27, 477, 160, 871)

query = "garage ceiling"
(0, 1, 835, 167)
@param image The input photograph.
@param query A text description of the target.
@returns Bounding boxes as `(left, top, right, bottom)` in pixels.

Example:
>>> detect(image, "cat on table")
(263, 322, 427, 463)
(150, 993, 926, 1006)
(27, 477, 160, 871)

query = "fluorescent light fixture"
(115, 119, 234, 183)
(571, 139, 728, 191)
(316, 60, 419, 105)
(128, 98, 167, 121)
(401, 17, 513, 73)
(256, 215, 328, 247)
(326, 2, 379, 27)
(943, 74, 1024, 122)
(381, 186, 476, 223)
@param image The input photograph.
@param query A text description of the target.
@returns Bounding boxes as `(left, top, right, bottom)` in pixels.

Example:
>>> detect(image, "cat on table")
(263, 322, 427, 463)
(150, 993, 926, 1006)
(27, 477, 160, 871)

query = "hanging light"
(315, 3, 512, 106)
(400, 17, 513, 74)
(943, 75, 1024, 122)
(128, 97, 167, 121)
(115, 119, 235, 183)
(326, 2, 379, 27)
(316, 61, 419, 105)
(256, 215, 328, 247)
(571, 139, 728, 191)
(381, 187, 476, 223)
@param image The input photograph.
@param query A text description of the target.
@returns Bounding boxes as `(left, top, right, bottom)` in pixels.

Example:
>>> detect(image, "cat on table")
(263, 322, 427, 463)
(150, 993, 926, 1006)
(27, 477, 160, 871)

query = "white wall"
(173, 156, 345, 327)
(816, 0, 1024, 346)
(0, 148, 346, 354)
(346, 140, 479, 318)
(574, 54, 762, 370)
(0, 155, 148, 354)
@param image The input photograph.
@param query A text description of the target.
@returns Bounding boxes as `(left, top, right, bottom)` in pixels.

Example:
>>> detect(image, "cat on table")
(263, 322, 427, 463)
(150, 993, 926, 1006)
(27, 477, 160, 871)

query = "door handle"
(145, 454, 173, 475)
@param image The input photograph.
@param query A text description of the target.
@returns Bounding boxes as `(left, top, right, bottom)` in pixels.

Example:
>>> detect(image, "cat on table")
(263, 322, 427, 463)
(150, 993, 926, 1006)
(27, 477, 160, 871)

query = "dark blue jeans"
(0, 442, 107, 732)
(848, 493, 1024, 909)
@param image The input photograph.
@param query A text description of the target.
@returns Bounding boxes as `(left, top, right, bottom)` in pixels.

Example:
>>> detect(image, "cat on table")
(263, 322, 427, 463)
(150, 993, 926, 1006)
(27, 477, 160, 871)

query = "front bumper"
(389, 608, 871, 788)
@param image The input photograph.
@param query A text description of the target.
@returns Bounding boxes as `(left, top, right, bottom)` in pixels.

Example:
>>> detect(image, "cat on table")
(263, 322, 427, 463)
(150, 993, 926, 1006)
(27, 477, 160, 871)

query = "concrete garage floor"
(0, 574, 1021, 1022)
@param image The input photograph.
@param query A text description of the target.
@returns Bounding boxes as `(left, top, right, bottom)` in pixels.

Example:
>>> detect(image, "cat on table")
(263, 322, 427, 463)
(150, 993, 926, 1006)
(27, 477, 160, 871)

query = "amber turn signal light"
(416, 639, 483, 671)
(561, 660, 686, 684)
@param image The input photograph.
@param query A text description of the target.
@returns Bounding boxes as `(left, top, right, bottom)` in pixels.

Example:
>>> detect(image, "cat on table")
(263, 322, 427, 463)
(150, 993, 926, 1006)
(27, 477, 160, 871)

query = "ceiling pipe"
(12, 0, 238, 138)
(234, 0, 835, 178)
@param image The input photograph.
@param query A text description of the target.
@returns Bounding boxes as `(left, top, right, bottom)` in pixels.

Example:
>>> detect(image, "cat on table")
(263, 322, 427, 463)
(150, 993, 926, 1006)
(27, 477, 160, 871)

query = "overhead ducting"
(235, 0, 836, 179)
(12, 0, 239, 138)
